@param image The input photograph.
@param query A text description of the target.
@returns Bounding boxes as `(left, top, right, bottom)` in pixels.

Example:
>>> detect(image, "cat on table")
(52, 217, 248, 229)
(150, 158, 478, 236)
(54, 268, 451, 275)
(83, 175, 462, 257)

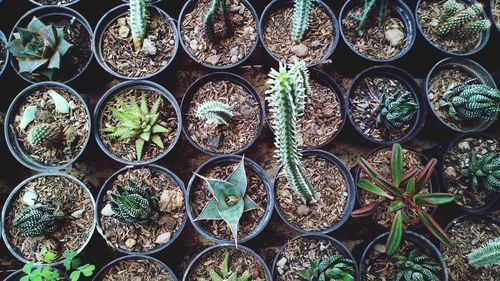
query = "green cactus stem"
(196, 100, 233, 125)
(436, 2, 490, 39)
(28, 123, 62, 146)
(291, 0, 313, 42)
(467, 237, 500, 268)
(203, 0, 231, 43)
(129, 0, 148, 51)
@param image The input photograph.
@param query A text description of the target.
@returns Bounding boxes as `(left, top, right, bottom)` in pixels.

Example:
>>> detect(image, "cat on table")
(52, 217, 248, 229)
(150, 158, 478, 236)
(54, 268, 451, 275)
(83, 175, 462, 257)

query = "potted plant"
(93, 255, 177, 280)
(178, 0, 259, 69)
(441, 215, 499, 280)
(181, 72, 264, 155)
(93, 80, 182, 165)
(360, 231, 448, 280)
(267, 62, 356, 234)
(416, 0, 491, 56)
(186, 155, 273, 244)
(439, 133, 499, 215)
(0, 29, 8, 78)
(93, 1, 178, 79)
(346, 65, 426, 145)
(491, 0, 500, 33)
(7, 6, 93, 84)
(272, 234, 358, 280)
(1, 173, 96, 265)
(424, 57, 499, 134)
(4, 82, 91, 171)
(340, 0, 416, 61)
(259, 0, 340, 66)
(183, 244, 271, 280)
(28, 0, 81, 6)
(96, 164, 186, 254)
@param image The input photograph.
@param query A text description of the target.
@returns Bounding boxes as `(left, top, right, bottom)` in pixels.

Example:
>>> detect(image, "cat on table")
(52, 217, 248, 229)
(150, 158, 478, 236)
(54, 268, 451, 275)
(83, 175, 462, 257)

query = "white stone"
(154, 232, 172, 244)
(71, 209, 85, 219)
(142, 38, 157, 55)
(101, 203, 115, 216)
(384, 29, 404, 47)
(22, 190, 37, 206)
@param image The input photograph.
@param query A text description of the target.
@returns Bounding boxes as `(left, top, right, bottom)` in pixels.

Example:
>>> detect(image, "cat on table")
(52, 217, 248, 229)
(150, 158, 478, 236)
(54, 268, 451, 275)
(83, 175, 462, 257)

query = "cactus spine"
(196, 101, 233, 125)
(437, 2, 491, 39)
(13, 200, 65, 237)
(467, 237, 500, 268)
(203, 0, 231, 43)
(439, 0, 459, 22)
(28, 123, 62, 146)
(129, 0, 148, 51)
(292, 0, 313, 42)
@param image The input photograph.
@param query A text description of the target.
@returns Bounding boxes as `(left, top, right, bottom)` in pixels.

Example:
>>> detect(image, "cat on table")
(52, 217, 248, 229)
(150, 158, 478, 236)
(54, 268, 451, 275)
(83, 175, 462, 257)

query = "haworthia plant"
(394, 249, 440, 281)
(373, 90, 418, 131)
(203, 0, 231, 43)
(129, 0, 148, 51)
(461, 152, 500, 193)
(196, 100, 233, 125)
(436, 1, 491, 39)
(197, 253, 263, 281)
(298, 254, 356, 281)
(466, 236, 500, 268)
(110, 180, 159, 225)
(292, 0, 313, 42)
(13, 199, 65, 237)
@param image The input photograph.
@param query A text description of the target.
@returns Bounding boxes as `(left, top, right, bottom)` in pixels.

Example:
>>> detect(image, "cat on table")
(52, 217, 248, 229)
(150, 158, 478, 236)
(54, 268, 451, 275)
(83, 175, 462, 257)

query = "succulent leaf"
(466, 237, 500, 267)
(110, 180, 159, 225)
(395, 249, 440, 281)
(297, 253, 356, 281)
(48, 90, 70, 114)
(13, 200, 65, 237)
(461, 152, 500, 193)
(373, 90, 417, 131)
(196, 101, 233, 125)
(19, 105, 37, 130)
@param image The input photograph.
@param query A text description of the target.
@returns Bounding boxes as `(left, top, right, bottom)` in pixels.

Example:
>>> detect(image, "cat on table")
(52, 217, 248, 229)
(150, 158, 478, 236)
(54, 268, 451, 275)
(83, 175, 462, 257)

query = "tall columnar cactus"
(110, 180, 159, 225)
(461, 152, 500, 193)
(196, 100, 233, 125)
(297, 254, 356, 281)
(395, 249, 440, 281)
(129, 0, 148, 51)
(350, 0, 389, 34)
(13, 200, 65, 237)
(466, 237, 500, 268)
(372, 90, 418, 131)
(266, 61, 314, 204)
(203, 0, 231, 43)
(28, 123, 62, 146)
(291, 0, 313, 42)
(437, 1, 491, 39)
(438, 79, 500, 122)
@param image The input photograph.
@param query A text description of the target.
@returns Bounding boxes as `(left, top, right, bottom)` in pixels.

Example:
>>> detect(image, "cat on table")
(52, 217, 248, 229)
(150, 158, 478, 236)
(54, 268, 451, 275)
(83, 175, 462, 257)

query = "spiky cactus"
(297, 254, 356, 281)
(439, 0, 459, 22)
(110, 180, 159, 225)
(291, 0, 313, 42)
(13, 200, 65, 237)
(395, 249, 440, 281)
(196, 101, 233, 125)
(203, 0, 231, 43)
(467, 237, 500, 268)
(28, 123, 62, 146)
(437, 1, 491, 39)
(266, 61, 314, 204)
(129, 0, 147, 51)
(461, 152, 500, 193)
(373, 90, 418, 130)
(350, 0, 389, 34)
(438, 79, 500, 122)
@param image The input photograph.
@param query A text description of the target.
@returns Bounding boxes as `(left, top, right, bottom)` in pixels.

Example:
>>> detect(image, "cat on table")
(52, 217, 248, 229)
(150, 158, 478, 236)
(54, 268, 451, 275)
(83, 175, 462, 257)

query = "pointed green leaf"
(413, 193, 455, 207)
(357, 179, 394, 199)
(56, 38, 72, 56)
(150, 97, 162, 115)
(48, 89, 70, 114)
(405, 177, 416, 195)
(47, 51, 60, 69)
(19, 105, 37, 130)
(359, 158, 402, 196)
(140, 94, 148, 115)
(392, 144, 403, 186)
(243, 195, 258, 211)
(351, 201, 381, 218)
(151, 134, 164, 149)
(18, 57, 48, 73)
(226, 157, 247, 195)
(205, 179, 241, 203)
(418, 210, 453, 248)
(208, 268, 223, 281)
(152, 124, 169, 133)
(386, 210, 403, 255)
(217, 199, 244, 245)
(415, 159, 437, 192)
(388, 200, 405, 213)
(195, 199, 222, 220)
(136, 138, 145, 160)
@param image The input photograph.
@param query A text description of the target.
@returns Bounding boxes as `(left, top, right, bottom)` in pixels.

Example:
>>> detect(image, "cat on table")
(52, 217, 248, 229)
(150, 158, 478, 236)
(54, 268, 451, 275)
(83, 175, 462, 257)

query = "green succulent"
(28, 123, 62, 146)
(350, 0, 389, 35)
(436, 1, 491, 39)
(196, 100, 233, 125)
(102, 94, 170, 161)
(297, 254, 356, 281)
(7, 17, 72, 79)
(466, 236, 500, 268)
(129, 0, 147, 51)
(110, 180, 159, 225)
(292, 0, 313, 42)
(195, 157, 258, 245)
(373, 90, 418, 131)
(203, 0, 231, 43)
(197, 253, 263, 281)
(13, 199, 65, 237)
(394, 249, 440, 281)
(461, 152, 500, 193)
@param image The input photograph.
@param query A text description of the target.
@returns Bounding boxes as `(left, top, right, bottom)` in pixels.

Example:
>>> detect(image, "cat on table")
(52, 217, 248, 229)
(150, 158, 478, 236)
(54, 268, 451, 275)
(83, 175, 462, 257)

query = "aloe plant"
(198, 253, 262, 281)
(351, 144, 455, 255)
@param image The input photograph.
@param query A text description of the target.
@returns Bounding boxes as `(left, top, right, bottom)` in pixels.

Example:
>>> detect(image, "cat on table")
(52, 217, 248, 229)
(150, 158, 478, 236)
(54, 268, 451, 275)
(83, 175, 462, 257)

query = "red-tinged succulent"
(351, 143, 455, 255)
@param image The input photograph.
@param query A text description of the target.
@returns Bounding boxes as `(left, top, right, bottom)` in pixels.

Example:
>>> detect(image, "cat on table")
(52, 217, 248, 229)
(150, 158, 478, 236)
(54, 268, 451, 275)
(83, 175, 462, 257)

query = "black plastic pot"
(340, 0, 417, 62)
(490, 0, 500, 33)
(4, 82, 91, 172)
(438, 133, 500, 216)
(96, 164, 187, 255)
(0, 29, 9, 78)
(4, 269, 22, 281)
(93, 4, 178, 80)
(265, 69, 347, 149)
(272, 234, 359, 280)
(93, 254, 178, 281)
(9, 6, 93, 84)
(259, 0, 340, 67)
(93, 80, 182, 165)
(121, 0, 162, 3)
(28, 0, 81, 7)
(186, 154, 274, 244)
(1, 172, 97, 266)
(178, 0, 259, 70)
(346, 65, 426, 145)
(273, 149, 356, 235)
(180, 72, 264, 156)
(182, 244, 272, 281)
(441, 214, 499, 252)
(359, 231, 448, 281)
(423, 57, 497, 134)
(416, 0, 491, 56)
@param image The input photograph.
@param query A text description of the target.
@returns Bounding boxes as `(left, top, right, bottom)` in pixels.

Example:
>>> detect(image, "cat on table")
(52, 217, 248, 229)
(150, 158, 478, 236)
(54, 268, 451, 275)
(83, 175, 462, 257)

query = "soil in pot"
(100, 8, 176, 78)
(442, 217, 500, 280)
(274, 236, 356, 281)
(180, 0, 258, 67)
(9, 87, 90, 166)
(0, 38, 6, 70)
(32, 0, 78, 5)
(99, 167, 185, 253)
(190, 160, 267, 241)
(494, 0, 500, 29)
(4, 175, 94, 263)
(349, 75, 418, 142)
(275, 154, 348, 232)
(186, 247, 267, 280)
(262, 3, 335, 65)
(99, 88, 178, 162)
(358, 147, 430, 229)
(100, 258, 174, 280)
(443, 136, 498, 210)
(184, 79, 261, 154)
(342, 2, 408, 60)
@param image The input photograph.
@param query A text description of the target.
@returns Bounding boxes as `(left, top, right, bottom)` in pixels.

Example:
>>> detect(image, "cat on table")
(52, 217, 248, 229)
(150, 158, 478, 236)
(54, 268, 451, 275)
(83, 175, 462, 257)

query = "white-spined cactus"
(292, 0, 313, 42)
(28, 123, 62, 146)
(196, 100, 233, 125)
(437, 1, 491, 39)
(129, 0, 148, 51)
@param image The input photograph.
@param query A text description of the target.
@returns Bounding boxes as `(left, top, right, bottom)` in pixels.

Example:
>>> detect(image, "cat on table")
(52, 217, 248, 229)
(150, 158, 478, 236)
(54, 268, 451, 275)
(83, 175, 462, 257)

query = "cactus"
(297, 254, 356, 281)
(196, 101, 233, 125)
(7, 17, 72, 79)
(199, 253, 262, 281)
(461, 152, 500, 193)
(437, 2, 491, 39)
(110, 180, 159, 225)
(372, 90, 418, 131)
(129, 0, 148, 51)
(28, 123, 62, 146)
(466, 237, 500, 268)
(13, 200, 65, 237)
(438, 79, 500, 123)
(203, 0, 231, 43)
(350, 0, 389, 34)
(291, 0, 313, 42)
(439, 0, 459, 22)
(395, 249, 440, 281)
(266, 61, 314, 204)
